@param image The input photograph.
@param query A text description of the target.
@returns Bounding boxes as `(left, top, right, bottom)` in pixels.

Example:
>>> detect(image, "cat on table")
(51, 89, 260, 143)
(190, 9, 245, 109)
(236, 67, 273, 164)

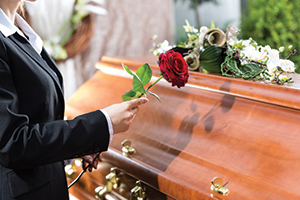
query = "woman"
(0, 0, 148, 199)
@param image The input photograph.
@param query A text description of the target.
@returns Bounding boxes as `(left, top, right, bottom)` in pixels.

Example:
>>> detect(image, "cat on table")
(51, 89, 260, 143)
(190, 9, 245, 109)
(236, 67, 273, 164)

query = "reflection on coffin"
(65, 56, 300, 200)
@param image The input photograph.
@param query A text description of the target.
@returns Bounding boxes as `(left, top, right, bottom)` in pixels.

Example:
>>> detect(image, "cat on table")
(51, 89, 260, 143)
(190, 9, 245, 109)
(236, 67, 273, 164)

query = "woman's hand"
(81, 153, 102, 172)
(103, 98, 148, 134)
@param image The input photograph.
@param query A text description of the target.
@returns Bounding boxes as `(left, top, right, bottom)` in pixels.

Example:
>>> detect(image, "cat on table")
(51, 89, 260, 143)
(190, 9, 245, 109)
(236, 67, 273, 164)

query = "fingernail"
(88, 159, 93, 163)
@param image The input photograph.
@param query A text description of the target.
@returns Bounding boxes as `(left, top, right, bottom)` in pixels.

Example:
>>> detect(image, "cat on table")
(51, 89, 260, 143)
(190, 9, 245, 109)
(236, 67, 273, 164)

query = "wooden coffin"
(65, 56, 300, 200)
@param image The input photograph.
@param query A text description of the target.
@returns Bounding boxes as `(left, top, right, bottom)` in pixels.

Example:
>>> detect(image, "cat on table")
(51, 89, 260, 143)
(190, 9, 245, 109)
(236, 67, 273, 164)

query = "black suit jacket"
(0, 31, 110, 199)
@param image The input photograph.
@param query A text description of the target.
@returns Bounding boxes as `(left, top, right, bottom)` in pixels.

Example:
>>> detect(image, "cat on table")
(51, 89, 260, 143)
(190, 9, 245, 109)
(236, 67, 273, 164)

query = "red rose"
(158, 50, 189, 88)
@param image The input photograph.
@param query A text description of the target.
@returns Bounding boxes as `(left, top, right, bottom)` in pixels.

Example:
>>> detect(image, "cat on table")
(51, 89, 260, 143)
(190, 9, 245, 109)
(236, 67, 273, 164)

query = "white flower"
(159, 40, 172, 52)
(261, 45, 270, 53)
(267, 58, 295, 73)
(44, 42, 68, 60)
(255, 51, 268, 62)
(289, 45, 293, 50)
(199, 26, 208, 44)
(267, 58, 280, 73)
(241, 38, 257, 48)
(267, 49, 280, 59)
(279, 46, 285, 52)
(152, 40, 172, 56)
(153, 49, 163, 56)
(242, 39, 252, 47)
(241, 46, 260, 61)
(269, 75, 276, 82)
(279, 75, 288, 81)
(200, 26, 208, 34)
(280, 59, 295, 72)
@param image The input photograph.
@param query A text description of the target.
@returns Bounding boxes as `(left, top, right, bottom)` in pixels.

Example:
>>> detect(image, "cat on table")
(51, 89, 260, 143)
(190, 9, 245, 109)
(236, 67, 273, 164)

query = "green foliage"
(240, 0, 300, 73)
(221, 48, 272, 81)
(199, 45, 225, 73)
(122, 64, 161, 102)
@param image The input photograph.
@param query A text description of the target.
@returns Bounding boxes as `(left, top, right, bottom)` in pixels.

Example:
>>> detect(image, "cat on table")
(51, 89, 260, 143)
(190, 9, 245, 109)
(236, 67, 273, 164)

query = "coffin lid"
(66, 56, 300, 200)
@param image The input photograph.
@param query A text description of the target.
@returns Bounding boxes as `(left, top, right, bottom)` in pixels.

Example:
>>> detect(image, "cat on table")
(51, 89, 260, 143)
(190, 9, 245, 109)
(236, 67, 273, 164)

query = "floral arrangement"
(43, 0, 107, 61)
(122, 50, 189, 101)
(151, 20, 297, 84)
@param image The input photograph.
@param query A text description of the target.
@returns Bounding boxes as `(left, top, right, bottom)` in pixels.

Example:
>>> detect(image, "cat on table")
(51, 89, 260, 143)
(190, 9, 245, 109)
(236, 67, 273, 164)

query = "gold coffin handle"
(210, 177, 230, 196)
(95, 168, 120, 200)
(130, 181, 147, 200)
(122, 139, 136, 156)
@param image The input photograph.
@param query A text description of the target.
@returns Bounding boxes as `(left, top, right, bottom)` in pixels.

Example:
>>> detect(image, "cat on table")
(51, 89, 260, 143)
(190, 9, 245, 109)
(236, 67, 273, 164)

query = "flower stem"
(60, 25, 76, 46)
(286, 49, 297, 59)
(146, 75, 163, 91)
(136, 75, 163, 99)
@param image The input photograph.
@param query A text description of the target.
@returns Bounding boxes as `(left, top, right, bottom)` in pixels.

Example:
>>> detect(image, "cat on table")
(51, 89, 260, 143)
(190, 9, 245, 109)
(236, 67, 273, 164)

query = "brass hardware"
(95, 168, 120, 200)
(210, 177, 230, 196)
(122, 139, 136, 155)
(130, 181, 147, 200)
(64, 159, 81, 178)
(184, 53, 200, 71)
(64, 164, 76, 177)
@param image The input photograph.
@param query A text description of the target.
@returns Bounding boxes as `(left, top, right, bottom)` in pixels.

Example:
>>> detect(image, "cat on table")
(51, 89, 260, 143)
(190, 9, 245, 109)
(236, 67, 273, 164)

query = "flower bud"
(279, 46, 285, 52)
(288, 45, 293, 50)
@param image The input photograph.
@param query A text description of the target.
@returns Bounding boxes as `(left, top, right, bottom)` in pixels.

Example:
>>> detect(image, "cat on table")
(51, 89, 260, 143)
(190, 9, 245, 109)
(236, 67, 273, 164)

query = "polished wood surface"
(66, 56, 300, 200)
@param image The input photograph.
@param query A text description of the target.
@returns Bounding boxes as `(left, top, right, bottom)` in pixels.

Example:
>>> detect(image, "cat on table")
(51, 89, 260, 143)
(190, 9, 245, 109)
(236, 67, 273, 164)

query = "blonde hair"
(17, 2, 25, 17)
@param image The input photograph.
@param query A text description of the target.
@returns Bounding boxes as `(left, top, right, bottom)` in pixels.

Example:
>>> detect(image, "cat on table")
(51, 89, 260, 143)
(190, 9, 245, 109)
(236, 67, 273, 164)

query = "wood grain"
(66, 56, 300, 200)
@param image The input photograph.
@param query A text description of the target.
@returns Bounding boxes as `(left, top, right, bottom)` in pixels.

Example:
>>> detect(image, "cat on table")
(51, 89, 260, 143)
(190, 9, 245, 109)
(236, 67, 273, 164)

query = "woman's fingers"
(81, 153, 101, 172)
(103, 98, 148, 134)
(128, 98, 148, 109)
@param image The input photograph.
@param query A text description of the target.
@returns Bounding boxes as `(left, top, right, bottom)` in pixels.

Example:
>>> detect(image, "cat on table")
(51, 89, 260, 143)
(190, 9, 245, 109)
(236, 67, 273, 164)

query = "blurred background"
(25, 0, 300, 98)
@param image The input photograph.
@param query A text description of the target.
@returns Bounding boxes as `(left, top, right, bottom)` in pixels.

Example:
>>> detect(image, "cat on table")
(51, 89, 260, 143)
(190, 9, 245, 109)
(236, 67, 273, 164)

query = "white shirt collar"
(0, 8, 43, 54)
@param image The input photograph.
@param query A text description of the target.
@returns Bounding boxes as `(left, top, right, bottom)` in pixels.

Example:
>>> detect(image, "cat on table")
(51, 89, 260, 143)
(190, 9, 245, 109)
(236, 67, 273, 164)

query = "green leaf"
(122, 63, 135, 76)
(136, 63, 152, 86)
(122, 63, 146, 94)
(133, 63, 152, 92)
(122, 90, 137, 101)
(132, 77, 146, 93)
(147, 90, 161, 102)
(200, 45, 224, 73)
(132, 64, 152, 94)
(211, 21, 216, 29)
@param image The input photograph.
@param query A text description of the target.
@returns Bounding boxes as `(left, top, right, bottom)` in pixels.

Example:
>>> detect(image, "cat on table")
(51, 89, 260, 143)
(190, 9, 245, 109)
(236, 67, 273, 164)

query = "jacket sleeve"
(0, 46, 110, 170)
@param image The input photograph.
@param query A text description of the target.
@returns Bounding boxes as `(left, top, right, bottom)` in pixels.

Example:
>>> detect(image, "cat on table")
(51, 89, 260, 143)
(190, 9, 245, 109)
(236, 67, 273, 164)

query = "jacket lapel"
(9, 33, 64, 98)
(41, 47, 64, 89)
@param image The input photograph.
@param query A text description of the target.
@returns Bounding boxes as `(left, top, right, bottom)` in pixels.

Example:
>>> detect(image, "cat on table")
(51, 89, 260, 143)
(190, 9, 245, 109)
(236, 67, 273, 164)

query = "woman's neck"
(0, 0, 21, 22)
